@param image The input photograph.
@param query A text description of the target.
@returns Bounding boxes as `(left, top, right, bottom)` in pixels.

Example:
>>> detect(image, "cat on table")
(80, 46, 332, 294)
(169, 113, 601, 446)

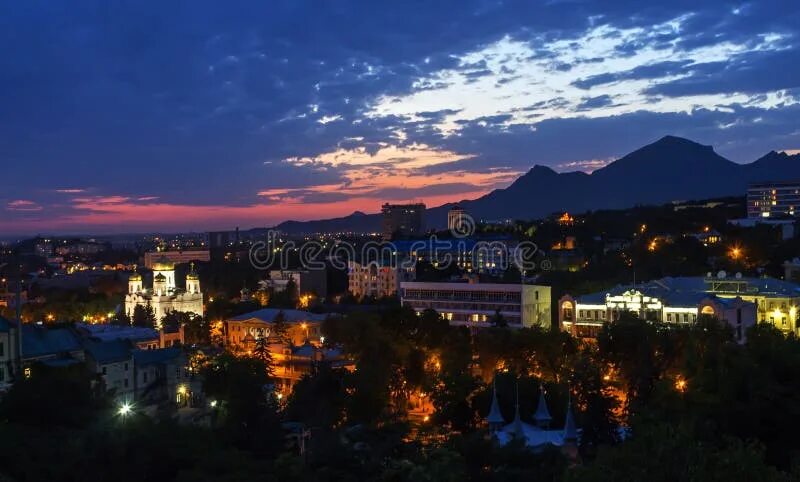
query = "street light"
(118, 402, 133, 417)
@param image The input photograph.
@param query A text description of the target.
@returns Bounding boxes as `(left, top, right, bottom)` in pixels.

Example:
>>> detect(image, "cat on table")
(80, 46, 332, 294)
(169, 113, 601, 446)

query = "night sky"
(2, 1, 799, 235)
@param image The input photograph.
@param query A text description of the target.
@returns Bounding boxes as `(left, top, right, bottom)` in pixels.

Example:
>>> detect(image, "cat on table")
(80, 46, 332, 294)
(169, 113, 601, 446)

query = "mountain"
(274, 136, 800, 233)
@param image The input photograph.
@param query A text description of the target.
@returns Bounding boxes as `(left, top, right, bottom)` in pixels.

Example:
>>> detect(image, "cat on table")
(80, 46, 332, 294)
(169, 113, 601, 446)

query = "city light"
(118, 402, 133, 417)
(675, 377, 688, 393)
(209, 400, 218, 408)
(729, 245, 742, 260)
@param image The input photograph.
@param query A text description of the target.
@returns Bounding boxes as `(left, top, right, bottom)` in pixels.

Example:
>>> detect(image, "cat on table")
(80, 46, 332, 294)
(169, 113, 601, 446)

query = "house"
(83, 339, 135, 400)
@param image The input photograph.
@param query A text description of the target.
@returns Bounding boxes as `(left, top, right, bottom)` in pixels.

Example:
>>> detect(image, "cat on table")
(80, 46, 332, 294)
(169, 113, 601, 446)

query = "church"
(124, 256, 204, 327)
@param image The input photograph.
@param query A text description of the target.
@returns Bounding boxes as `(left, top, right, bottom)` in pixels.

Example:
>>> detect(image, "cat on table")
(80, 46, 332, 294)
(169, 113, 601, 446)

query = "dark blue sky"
(2, 0, 799, 234)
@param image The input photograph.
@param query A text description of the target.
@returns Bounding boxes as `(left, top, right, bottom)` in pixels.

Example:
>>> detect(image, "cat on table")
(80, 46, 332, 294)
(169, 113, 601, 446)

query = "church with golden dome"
(124, 256, 204, 327)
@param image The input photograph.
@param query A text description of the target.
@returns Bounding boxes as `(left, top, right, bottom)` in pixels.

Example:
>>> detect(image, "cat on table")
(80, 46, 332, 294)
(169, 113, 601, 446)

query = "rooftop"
(228, 308, 327, 324)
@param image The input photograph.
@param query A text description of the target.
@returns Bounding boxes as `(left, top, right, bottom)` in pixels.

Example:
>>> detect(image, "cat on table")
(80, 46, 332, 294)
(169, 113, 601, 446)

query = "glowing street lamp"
(118, 402, 133, 417)
(729, 245, 742, 261)
(674, 377, 687, 393)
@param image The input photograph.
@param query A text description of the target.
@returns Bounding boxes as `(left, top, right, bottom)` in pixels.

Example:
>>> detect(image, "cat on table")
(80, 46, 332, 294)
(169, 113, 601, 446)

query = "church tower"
(128, 271, 143, 294)
(186, 263, 201, 294)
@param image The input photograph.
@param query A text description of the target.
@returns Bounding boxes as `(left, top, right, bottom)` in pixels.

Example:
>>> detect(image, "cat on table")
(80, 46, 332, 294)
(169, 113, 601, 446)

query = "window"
(124, 378, 128, 388)
(24, 367, 31, 379)
(144, 372, 148, 383)
(0, 341, 4, 357)
(124, 363, 129, 371)
(0, 367, 4, 382)
(102, 367, 107, 375)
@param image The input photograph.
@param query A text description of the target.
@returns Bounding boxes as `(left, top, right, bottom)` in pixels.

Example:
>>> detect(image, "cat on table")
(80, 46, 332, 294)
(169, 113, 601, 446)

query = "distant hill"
(274, 136, 800, 234)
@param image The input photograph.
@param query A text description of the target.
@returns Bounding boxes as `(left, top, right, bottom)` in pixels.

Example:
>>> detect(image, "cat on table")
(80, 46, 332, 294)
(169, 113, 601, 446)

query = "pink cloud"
(6, 200, 43, 212)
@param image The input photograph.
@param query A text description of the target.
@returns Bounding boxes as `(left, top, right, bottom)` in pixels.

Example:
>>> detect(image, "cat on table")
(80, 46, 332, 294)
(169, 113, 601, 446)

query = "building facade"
(348, 261, 412, 299)
(224, 309, 350, 393)
(400, 281, 552, 329)
(558, 274, 800, 341)
(124, 257, 204, 326)
(382, 203, 426, 240)
(265, 269, 328, 298)
(447, 205, 468, 233)
(747, 181, 800, 219)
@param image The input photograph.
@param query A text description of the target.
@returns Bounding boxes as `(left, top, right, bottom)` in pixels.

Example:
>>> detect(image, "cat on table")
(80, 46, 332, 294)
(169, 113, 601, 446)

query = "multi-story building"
(400, 281, 552, 329)
(382, 203, 426, 240)
(84, 339, 135, 400)
(447, 205, 468, 233)
(143, 250, 210, 269)
(558, 273, 800, 341)
(747, 181, 800, 219)
(124, 257, 204, 325)
(348, 261, 411, 298)
(265, 269, 328, 298)
(391, 237, 517, 276)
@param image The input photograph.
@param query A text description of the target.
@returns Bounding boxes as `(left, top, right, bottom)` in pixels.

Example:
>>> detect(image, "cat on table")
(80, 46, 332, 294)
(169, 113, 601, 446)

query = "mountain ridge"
(274, 136, 800, 233)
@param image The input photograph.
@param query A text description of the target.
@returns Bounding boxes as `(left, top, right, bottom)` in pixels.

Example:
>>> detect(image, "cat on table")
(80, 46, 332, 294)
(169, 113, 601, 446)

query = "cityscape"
(2, 2, 800, 481)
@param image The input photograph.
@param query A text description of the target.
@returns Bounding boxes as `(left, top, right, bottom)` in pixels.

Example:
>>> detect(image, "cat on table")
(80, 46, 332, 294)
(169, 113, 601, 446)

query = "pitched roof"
(21, 325, 82, 359)
(132, 347, 182, 366)
(84, 339, 133, 364)
(229, 308, 326, 324)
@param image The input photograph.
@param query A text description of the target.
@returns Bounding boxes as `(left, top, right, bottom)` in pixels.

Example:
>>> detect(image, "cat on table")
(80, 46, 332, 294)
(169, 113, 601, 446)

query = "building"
(265, 269, 328, 298)
(83, 339, 135, 400)
(349, 261, 412, 299)
(747, 181, 800, 219)
(400, 281, 552, 329)
(382, 203, 426, 240)
(133, 347, 199, 408)
(223, 308, 349, 393)
(486, 381, 578, 453)
(75, 322, 162, 350)
(143, 250, 210, 269)
(391, 237, 517, 276)
(124, 257, 204, 326)
(447, 205, 468, 233)
(557, 273, 800, 340)
(0, 316, 18, 390)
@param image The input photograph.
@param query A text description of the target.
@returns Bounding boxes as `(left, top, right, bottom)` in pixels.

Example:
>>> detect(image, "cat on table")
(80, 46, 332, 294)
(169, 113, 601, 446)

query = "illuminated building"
(224, 309, 350, 392)
(447, 205, 468, 233)
(348, 261, 409, 299)
(382, 203, 426, 240)
(400, 281, 552, 329)
(265, 269, 328, 298)
(559, 273, 800, 340)
(747, 181, 800, 218)
(486, 381, 578, 453)
(124, 257, 204, 326)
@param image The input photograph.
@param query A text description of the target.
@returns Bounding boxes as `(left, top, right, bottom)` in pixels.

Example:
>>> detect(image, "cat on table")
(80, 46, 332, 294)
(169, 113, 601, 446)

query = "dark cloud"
(1, 0, 799, 232)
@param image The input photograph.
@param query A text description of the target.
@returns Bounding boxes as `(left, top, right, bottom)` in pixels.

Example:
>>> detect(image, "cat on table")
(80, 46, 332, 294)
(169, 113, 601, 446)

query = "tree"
(253, 335, 275, 377)
(131, 303, 156, 329)
(201, 353, 283, 455)
(272, 310, 290, 345)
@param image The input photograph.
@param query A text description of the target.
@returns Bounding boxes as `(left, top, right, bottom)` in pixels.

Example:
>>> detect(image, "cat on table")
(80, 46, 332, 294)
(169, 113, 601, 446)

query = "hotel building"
(400, 281, 552, 329)
(382, 203, 426, 240)
(559, 273, 800, 341)
(348, 261, 413, 299)
(747, 181, 800, 218)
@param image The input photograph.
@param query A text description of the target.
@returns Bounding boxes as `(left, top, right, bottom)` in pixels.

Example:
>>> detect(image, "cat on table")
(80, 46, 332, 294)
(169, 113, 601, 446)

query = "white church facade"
(125, 257, 204, 326)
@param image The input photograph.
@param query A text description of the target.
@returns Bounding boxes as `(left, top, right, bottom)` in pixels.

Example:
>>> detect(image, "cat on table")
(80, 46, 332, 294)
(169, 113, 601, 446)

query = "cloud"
(1, 0, 799, 233)
(6, 200, 42, 212)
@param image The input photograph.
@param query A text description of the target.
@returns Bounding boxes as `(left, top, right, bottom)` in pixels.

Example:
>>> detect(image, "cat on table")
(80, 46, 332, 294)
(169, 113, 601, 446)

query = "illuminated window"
(23, 367, 31, 379)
